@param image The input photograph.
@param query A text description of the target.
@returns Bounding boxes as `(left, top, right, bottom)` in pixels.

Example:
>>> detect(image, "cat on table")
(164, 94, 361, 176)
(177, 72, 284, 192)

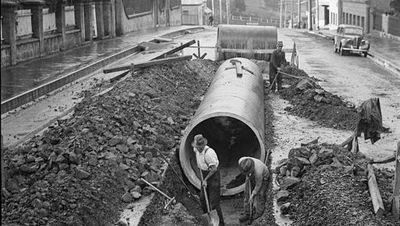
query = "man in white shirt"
(193, 134, 225, 226)
(238, 157, 270, 223)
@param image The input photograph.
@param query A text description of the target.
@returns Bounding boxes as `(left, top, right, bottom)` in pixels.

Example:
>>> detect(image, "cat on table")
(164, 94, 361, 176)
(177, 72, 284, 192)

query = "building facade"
(1, 0, 182, 67)
(318, 0, 396, 35)
(181, 0, 206, 25)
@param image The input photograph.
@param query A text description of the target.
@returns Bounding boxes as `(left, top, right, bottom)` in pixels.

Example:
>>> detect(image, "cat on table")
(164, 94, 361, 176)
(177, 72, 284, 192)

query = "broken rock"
(279, 176, 301, 190)
(75, 167, 90, 179)
(277, 190, 290, 203)
(121, 192, 133, 203)
(131, 191, 141, 199)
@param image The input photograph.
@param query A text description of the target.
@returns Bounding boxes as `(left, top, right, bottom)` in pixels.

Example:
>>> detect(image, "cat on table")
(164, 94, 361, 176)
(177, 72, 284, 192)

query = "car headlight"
(342, 39, 352, 46)
(361, 40, 370, 49)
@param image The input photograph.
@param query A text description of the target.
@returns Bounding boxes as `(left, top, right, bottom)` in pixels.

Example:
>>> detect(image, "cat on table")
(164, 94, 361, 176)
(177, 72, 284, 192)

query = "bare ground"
(1, 60, 398, 226)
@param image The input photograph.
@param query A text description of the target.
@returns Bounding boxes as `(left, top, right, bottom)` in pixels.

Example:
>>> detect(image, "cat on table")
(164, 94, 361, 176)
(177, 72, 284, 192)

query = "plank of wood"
(152, 40, 196, 60)
(340, 129, 358, 147)
(367, 164, 385, 216)
(103, 55, 192, 74)
(109, 69, 131, 83)
(351, 136, 359, 153)
(186, 46, 216, 49)
(393, 142, 400, 220)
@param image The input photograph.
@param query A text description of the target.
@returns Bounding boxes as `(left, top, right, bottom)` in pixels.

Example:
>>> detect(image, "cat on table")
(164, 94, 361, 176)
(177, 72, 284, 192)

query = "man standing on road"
(193, 134, 225, 226)
(269, 41, 288, 92)
(238, 157, 270, 223)
(209, 15, 214, 26)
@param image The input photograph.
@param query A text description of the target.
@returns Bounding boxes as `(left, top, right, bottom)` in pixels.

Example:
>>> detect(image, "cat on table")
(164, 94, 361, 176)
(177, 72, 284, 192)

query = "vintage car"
(333, 24, 370, 57)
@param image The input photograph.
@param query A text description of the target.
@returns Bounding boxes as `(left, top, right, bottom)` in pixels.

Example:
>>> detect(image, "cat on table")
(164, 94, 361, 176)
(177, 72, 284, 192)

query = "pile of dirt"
(275, 142, 398, 226)
(1, 59, 219, 225)
(280, 66, 360, 130)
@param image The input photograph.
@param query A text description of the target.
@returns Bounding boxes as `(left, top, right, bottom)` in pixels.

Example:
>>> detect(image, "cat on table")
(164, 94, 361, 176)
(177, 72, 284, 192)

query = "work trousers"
(200, 169, 224, 224)
(269, 71, 282, 91)
(243, 176, 268, 219)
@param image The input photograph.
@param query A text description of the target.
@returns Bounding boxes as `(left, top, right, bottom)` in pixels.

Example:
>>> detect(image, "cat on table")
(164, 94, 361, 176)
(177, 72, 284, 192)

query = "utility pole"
(280, 0, 284, 28)
(290, 0, 294, 28)
(308, 0, 312, 30)
(315, 0, 319, 29)
(212, 0, 215, 18)
(219, 0, 222, 24)
(284, 0, 287, 28)
(226, 0, 229, 24)
(298, 0, 301, 28)
(338, 0, 343, 25)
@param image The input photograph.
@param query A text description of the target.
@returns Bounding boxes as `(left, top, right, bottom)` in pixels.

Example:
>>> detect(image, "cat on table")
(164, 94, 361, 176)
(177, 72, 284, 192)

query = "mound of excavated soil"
(280, 66, 360, 130)
(277, 143, 397, 226)
(1, 59, 219, 226)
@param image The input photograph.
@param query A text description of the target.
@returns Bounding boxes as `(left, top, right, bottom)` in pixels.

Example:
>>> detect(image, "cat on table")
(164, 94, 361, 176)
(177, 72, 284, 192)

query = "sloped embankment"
(275, 142, 396, 226)
(280, 66, 360, 130)
(1, 59, 219, 225)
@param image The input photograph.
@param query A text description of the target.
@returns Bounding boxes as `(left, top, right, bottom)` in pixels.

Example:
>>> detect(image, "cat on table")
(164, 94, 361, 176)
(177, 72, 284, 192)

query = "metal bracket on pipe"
(230, 59, 243, 77)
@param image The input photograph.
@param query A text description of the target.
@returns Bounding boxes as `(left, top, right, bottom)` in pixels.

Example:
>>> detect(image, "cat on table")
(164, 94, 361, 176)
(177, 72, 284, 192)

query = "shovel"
(199, 170, 219, 226)
(267, 71, 280, 94)
(248, 179, 254, 225)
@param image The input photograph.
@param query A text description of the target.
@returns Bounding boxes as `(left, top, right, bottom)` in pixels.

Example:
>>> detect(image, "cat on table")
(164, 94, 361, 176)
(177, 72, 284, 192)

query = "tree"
(234, 0, 246, 13)
(391, 0, 400, 16)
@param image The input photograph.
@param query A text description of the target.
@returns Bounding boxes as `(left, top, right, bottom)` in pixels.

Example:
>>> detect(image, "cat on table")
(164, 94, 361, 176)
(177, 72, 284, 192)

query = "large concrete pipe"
(179, 58, 265, 196)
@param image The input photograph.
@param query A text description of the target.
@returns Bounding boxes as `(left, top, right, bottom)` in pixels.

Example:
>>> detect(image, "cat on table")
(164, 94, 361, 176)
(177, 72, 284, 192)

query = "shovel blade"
(201, 210, 219, 226)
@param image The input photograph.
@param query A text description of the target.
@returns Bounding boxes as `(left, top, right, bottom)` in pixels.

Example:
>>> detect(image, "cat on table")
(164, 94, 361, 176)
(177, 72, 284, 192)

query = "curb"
(306, 31, 400, 77)
(1, 27, 204, 115)
(368, 52, 400, 76)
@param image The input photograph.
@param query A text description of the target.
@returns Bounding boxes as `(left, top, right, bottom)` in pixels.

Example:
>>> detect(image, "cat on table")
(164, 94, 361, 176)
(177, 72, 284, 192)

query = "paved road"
(280, 28, 400, 164)
(0, 26, 204, 101)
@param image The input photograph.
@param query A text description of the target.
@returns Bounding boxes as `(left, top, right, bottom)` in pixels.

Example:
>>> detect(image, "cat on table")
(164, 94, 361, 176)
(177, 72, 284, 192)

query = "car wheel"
(364, 52, 368, 57)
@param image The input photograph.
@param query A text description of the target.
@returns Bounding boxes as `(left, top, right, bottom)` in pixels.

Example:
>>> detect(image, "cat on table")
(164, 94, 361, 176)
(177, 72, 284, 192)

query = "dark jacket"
(269, 50, 287, 75)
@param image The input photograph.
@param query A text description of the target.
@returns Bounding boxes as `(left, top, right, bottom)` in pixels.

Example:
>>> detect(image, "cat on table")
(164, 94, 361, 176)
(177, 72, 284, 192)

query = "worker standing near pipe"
(238, 157, 270, 223)
(269, 41, 288, 92)
(192, 134, 225, 226)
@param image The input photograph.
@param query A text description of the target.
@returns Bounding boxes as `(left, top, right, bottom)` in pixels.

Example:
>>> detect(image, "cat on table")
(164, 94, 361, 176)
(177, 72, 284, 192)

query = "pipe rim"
(179, 111, 265, 196)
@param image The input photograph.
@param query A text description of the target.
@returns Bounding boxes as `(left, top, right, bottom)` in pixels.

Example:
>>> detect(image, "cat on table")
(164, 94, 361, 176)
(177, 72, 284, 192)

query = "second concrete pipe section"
(179, 57, 265, 196)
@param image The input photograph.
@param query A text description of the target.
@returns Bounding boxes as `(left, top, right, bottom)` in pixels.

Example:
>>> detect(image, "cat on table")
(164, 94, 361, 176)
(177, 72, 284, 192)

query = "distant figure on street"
(192, 134, 225, 226)
(209, 15, 214, 26)
(269, 41, 288, 92)
(238, 157, 270, 223)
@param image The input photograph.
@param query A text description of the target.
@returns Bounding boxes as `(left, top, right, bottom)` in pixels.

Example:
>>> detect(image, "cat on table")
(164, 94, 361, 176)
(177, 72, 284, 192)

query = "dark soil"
(1, 59, 219, 226)
(2, 59, 396, 226)
(275, 66, 398, 226)
(280, 66, 360, 131)
(279, 143, 398, 226)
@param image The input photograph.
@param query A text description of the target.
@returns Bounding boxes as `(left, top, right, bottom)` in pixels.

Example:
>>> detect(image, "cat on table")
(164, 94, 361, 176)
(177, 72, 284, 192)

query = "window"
(171, 0, 181, 9)
(122, 0, 152, 16)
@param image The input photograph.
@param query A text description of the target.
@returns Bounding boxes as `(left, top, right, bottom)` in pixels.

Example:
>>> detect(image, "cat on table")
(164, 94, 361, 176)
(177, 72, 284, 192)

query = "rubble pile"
(275, 142, 396, 226)
(280, 66, 360, 130)
(1, 59, 219, 225)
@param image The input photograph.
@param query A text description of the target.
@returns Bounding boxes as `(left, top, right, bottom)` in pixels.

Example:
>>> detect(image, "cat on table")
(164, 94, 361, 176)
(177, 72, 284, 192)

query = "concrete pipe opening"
(179, 58, 265, 196)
